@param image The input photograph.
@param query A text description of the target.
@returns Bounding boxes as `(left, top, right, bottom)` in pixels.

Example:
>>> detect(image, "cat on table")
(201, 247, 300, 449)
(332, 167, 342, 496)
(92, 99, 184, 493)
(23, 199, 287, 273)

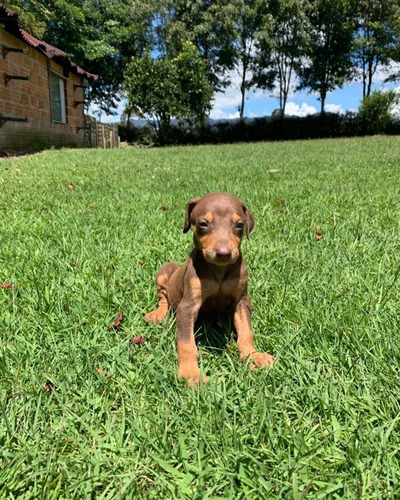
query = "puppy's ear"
(242, 204, 255, 238)
(183, 198, 200, 233)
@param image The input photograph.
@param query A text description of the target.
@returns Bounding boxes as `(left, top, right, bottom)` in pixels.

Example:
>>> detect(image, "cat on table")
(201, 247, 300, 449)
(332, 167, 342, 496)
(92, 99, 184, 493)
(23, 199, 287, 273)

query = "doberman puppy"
(145, 192, 274, 386)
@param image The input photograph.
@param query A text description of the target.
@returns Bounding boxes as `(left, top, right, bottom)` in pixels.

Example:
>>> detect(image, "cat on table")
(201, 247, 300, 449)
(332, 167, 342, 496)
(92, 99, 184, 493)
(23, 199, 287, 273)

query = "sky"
(93, 65, 400, 123)
(209, 67, 400, 120)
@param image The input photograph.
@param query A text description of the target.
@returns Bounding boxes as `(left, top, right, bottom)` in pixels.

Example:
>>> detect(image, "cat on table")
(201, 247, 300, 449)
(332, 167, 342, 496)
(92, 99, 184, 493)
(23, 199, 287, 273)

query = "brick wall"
(0, 29, 87, 151)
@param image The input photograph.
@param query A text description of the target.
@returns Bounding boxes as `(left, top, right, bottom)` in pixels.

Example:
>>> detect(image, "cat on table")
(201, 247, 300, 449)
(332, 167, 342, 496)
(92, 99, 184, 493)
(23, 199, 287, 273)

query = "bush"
(119, 105, 399, 147)
(358, 90, 399, 135)
(118, 123, 156, 145)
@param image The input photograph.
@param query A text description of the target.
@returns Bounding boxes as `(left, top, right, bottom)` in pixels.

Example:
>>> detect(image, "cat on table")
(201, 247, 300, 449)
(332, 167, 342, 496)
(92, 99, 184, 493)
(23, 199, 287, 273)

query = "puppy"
(145, 193, 274, 385)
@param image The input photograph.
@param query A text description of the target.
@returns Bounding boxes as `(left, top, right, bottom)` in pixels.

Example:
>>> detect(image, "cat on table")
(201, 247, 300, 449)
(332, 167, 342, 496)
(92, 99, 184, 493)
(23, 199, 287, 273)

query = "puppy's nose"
(216, 247, 232, 259)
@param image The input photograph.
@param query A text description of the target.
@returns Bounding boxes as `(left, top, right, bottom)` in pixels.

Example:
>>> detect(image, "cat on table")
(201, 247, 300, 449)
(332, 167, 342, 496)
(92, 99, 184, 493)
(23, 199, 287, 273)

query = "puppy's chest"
(199, 277, 242, 311)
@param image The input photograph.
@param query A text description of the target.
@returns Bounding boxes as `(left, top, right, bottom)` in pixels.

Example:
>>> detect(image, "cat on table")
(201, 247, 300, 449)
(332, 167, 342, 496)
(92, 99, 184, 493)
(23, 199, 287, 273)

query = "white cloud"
(211, 89, 241, 112)
(209, 108, 240, 120)
(325, 103, 345, 114)
(357, 62, 400, 85)
(210, 66, 269, 120)
(284, 102, 317, 117)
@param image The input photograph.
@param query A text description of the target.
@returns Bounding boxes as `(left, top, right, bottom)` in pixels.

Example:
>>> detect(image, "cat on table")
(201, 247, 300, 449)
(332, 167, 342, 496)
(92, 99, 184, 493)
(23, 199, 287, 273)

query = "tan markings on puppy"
(144, 267, 174, 323)
(232, 213, 241, 223)
(204, 212, 213, 223)
(177, 335, 209, 387)
(234, 300, 274, 368)
(229, 232, 241, 249)
(234, 301, 255, 357)
(177, 340, 197, 372)
(188, 277, 203, 301)
(248, 351, 274, 369)
(198, 232, 215, 249)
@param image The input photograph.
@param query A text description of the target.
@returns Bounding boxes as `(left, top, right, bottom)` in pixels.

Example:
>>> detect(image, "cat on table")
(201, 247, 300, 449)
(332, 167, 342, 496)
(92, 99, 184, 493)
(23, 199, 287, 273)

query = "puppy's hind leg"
(144, 262, 179, 323)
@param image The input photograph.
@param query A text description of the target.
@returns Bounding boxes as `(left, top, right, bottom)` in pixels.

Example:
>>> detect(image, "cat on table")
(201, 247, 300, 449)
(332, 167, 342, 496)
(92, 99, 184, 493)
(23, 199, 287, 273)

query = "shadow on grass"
(194, 310, 235, 352)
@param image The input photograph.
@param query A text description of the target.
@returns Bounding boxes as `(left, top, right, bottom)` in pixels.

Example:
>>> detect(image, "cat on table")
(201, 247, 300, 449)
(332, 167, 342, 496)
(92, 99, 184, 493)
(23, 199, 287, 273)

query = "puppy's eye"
(235, 221, 245, 231)
(197, 220, 209, 230)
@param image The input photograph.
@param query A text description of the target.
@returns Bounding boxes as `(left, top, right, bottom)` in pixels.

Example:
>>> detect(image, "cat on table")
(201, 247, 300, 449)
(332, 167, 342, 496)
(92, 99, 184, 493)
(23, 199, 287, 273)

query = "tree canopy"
(124, 41, 213, 144)
(4, 0, 400, 121)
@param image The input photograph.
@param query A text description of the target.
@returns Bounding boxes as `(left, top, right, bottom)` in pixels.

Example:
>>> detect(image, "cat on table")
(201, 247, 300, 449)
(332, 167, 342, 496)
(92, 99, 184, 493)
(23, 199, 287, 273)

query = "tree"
(152, 0, 238, 93)
(377, 2, 400, 88)
(124, 42, 213, 144)
(3, 0, 48, 37)
(353, 0, 399, 98)
(5, 0, 154, 113)
(358, 89, 399, 133)
(262, 0, 310, 117)
(298, 0, 357, 114)
(229, 0, 273, 120)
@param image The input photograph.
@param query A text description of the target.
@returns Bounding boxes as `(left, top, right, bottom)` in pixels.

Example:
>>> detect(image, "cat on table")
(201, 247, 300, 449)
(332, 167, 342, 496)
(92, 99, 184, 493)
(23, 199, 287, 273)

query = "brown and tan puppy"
(145, 192, 274, 386)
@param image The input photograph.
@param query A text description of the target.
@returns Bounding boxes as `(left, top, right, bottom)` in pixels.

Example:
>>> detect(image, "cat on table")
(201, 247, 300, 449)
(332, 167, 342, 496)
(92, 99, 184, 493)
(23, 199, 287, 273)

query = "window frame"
(49, 72, 67, 124)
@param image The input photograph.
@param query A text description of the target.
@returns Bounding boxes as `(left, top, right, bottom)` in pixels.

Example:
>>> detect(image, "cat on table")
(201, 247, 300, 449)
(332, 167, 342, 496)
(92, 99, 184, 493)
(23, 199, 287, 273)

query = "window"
(50, 73, 66, 123)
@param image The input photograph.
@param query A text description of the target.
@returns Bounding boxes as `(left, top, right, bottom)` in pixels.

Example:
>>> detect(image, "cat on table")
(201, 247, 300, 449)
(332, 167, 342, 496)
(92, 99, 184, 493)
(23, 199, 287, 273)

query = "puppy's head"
(183, 192, 255, 266)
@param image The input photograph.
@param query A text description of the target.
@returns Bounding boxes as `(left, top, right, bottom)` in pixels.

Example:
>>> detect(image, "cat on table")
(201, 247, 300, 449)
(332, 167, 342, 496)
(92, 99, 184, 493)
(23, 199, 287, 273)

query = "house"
(0, 3, 102, 152)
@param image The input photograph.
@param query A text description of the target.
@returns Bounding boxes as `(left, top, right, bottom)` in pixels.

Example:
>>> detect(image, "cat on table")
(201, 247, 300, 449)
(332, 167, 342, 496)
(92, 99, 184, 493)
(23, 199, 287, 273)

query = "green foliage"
(3, 0, 48, 37)
(259, 0, 311, 115)
(1, 137, 400, 497)
(124, 42, 213, 145)
(227, 0, 273, 119)
(5, 0, 400, 116)
(152, 0, 238, 92)
(119, 111, 400, 146)
(358, 89, 399, 133)
(298, 0, 357, 113)
(6, 0, 154, 112)
(352, 0, 399, 98)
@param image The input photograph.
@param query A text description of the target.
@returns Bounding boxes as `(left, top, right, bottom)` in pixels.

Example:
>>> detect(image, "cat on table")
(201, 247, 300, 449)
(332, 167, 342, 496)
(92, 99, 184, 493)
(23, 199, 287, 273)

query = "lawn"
(1, 136, 400, 499)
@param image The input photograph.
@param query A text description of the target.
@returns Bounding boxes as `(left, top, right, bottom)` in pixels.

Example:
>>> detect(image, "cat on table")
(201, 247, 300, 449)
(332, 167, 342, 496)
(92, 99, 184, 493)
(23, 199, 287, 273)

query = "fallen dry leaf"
(108, 311, 123, 332)
(44, 379, 55, 392)
(315, 227, 323, 240)
(0, 283, 15, 289)
(276, 199, 287, 206)
(67, 183, 75, 189)
(96, 367, 104, 375)
(130, 335, 147, 345)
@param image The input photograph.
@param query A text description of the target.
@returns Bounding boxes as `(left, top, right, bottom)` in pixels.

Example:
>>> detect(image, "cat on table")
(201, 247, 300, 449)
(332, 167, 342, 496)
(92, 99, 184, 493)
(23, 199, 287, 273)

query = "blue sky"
(210, 80, 361, 120)
(93, 65, 400, 123)
(209, 66, 400, 120)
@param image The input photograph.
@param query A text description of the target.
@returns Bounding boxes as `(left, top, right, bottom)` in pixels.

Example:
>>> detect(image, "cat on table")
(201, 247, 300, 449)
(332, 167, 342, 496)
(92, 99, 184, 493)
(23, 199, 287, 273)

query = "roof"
(0, 3, 98, 81)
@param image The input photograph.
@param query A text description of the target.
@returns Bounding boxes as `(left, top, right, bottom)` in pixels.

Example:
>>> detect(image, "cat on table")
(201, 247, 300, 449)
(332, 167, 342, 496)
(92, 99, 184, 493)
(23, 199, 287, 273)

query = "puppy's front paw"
(178, 367, 208, 388)
(144, 307, 167, 324)
(248, 351, 274, 370)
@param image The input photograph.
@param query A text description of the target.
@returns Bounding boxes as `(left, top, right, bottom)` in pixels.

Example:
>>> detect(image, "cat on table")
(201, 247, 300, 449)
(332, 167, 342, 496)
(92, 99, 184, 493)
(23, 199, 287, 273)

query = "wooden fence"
(84, 115, 120, 149)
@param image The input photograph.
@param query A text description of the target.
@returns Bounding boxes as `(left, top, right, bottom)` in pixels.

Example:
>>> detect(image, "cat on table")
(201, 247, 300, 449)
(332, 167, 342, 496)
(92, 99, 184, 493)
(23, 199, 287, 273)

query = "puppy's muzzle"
(203, 246, 239, 265)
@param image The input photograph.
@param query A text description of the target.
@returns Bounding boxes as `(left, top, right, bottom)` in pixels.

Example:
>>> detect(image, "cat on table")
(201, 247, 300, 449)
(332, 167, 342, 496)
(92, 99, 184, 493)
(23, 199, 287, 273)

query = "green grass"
(1, 136, 400, 498)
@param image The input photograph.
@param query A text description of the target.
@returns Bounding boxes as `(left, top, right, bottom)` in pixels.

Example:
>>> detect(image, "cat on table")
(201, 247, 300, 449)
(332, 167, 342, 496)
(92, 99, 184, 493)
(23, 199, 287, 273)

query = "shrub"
(358, 90, 399, 135)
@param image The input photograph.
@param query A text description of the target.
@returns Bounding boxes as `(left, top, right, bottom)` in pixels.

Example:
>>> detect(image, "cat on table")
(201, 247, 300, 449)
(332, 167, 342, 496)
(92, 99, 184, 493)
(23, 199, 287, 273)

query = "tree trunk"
(320, 92, 326, 115)
(158, 113, 170, 146)
(239, 59, 248, 121)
